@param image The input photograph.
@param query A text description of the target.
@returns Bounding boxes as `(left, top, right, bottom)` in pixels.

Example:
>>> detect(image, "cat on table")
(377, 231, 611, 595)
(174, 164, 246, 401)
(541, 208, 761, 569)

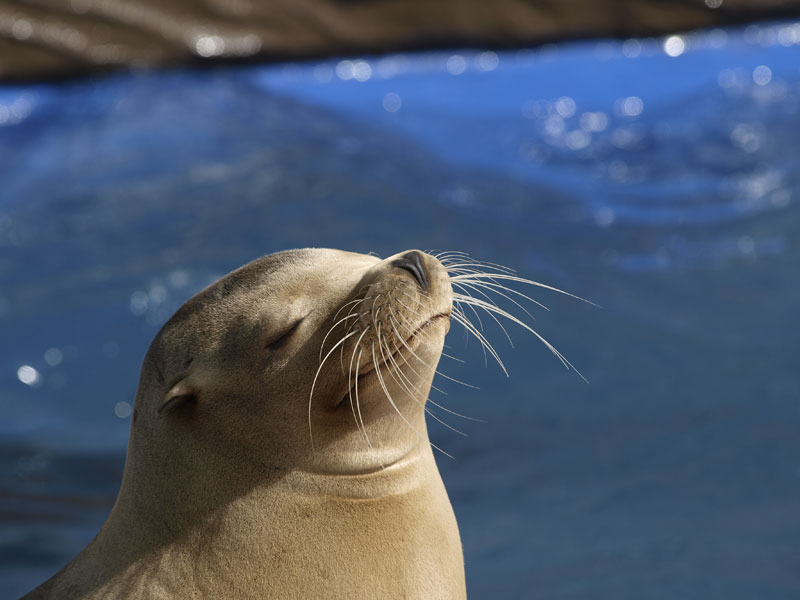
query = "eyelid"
(264, 316, 305, 350)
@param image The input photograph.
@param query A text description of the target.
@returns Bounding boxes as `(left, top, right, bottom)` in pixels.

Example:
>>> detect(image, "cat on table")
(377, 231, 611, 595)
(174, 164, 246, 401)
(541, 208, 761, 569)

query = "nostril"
(392, 251, 430, 290)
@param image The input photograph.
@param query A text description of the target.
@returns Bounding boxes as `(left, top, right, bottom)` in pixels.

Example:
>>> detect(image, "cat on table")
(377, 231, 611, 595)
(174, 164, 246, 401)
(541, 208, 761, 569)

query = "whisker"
(336, 298, 371, 371)
(378, 323, 422, 399)
(450, 309, 508, 375)
(308, 329, 361, 451)
(423, 404, 468, 436)
(389, 315, 480, 391)
(426, 397, 485, 422)
(440, 351, 465, 363)
(444, 261, 517, 276)
(454, 291, 486, 332)
(393, 295, 427, 320)
(385, 314, 449, 395)
(453, 287, 515, 347)
(453, 277, 546, 315)
(319, 311, 361, 363)
(385, 307, 452, 396)
(330, 296, 366, 325)
(348, 333, 375, 449)
(450, 273, 597, 307)
(372, 341, 454, 459)
(451, 304, 488, 367)
(378, 337, 466, 436)
(453, 295, 588, 383)
(381, 327, 481, 423)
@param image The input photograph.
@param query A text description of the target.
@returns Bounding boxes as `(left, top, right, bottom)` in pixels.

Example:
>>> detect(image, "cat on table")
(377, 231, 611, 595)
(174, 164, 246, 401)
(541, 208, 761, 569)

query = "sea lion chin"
(24, 248, 467, 600)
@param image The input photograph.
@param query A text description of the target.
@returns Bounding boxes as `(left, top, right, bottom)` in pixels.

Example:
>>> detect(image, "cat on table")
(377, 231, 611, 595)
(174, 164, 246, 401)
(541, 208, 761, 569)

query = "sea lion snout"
(391, 250, 429, 290)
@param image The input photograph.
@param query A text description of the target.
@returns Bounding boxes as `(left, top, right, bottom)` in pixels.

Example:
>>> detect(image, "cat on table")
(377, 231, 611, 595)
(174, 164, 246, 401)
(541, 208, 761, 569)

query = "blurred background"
(2, 1, 800, 598)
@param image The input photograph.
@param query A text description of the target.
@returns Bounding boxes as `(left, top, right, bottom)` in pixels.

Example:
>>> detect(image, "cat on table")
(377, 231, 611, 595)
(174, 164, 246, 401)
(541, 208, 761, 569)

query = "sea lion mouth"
(336, 311, 450, 407)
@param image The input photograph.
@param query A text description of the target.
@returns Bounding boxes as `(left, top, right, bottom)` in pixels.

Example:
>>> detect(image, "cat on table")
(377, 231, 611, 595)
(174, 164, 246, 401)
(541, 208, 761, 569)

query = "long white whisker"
(389, 315, 480, 392)
(353, 348, 378, 457)
(453, 277, 545, 316)
(393, 295, 426, 320)
(454, 291, 486, 332)
(380, 327, 480, 424)
(331, 296, 365, 324)
(308, 329, 360, 450)
(450, 309, 508, 375)
(454, 295, 588, 383)
(451, 304, 488, 367)
(372, 341, 454, 459)
(453, 286, 515, 347)
(378, 335, 466, 437)
(348, 332, 376, 450)
(450, 273, 597, 306)
(319, 311, 361, 363)
(427, 397, 485, 422)
(423, 404, 468, 436)
(443, 261, 517, 275)
(385, 309, 451, 395)
(378, 323, 422, 399)
(440, 351, 465, 363)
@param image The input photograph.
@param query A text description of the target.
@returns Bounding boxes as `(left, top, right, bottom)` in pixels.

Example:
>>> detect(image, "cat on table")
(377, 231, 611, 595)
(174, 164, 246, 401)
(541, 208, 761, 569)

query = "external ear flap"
(158, 378, 198, 414)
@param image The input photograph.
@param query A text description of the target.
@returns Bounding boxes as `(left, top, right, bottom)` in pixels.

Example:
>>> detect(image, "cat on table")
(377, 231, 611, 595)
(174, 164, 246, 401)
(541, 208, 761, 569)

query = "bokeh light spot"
(622, 39, 642, 58)
(17, 365, 40, 386)
(313, 64, 333, 83)
(382, 92, 402, 112)
(580, 112, 609, 132)
(555, 96, 576, 117)
(737, 236, 755, 254)
(544, 115, 565, 136)
(619, 96, 644, 117)
(130, 290, 149, 315)
(335, 60, 354, 80)
(477, 51, 499, 71)
(352, 60, 372, 82)
(44, 348, 63, 366)
(446, 55, 467, 75)
(664, 36, 686, 57)
(566, 130, 591, 150)
(594, 208, 616, 227)
(114, 402, 132, 419)
(752, 65, 772, 86)
(194, 35, 225, 58)
(11, 19, 33, 41)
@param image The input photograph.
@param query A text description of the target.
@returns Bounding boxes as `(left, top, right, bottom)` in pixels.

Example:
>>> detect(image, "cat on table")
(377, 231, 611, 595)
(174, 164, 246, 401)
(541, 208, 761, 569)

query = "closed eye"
(265, 317, 304, 351)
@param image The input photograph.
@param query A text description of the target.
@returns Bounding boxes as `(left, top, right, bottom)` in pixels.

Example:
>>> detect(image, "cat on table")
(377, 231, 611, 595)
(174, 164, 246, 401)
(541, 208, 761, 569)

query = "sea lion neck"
(292, 433, 439, 498)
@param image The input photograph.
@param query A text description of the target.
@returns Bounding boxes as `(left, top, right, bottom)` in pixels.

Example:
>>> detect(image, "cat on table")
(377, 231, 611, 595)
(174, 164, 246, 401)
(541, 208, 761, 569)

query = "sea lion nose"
(392, 251, 429, 290)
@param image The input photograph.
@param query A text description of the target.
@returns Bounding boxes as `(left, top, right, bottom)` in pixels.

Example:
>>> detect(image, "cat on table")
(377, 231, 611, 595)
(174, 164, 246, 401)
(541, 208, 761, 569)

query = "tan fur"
(24, 249, 466, 600)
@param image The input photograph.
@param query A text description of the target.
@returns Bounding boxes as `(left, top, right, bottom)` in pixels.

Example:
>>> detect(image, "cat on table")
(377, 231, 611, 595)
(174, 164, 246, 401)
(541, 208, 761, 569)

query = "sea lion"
(24, 248, 467, 600)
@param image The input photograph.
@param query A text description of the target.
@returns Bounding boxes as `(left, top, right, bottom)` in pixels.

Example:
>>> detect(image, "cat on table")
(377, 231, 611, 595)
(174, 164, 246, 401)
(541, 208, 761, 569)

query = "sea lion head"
(131, 249, 452, 481)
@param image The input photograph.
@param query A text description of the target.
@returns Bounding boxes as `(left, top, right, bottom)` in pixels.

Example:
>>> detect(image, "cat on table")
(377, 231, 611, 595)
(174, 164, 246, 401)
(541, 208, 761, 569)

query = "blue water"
(2, 21, 800, 599)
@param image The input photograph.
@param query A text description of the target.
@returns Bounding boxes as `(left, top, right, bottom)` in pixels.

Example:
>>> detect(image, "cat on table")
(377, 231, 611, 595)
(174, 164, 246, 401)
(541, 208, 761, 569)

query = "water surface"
(1, 21, 799, 599)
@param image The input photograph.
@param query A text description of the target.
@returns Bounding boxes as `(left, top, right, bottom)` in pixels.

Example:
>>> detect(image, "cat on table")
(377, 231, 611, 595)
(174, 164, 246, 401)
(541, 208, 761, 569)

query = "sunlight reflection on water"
(1, 19, 799, 600)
